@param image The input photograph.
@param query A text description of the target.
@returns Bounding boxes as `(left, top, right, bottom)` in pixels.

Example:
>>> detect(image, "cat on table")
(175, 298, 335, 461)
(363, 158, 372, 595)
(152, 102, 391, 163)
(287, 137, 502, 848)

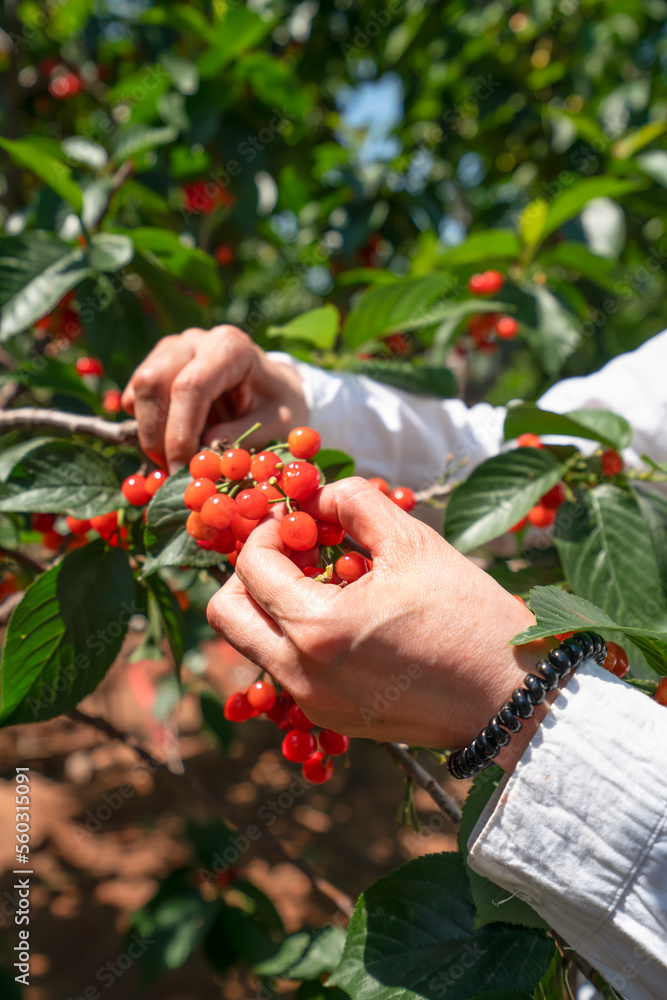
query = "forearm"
(467, 663, 667, 1000)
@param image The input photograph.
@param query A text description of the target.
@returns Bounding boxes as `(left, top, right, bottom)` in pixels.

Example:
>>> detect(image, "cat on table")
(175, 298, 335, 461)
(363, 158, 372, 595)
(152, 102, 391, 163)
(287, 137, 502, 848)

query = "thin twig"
(380, 742, 462, 825)
(551, 930, 623, 1000)
(0, 591, 23, 624)
(93, 161, 133, 231)
(0, 408, 139, 444)
(69, 708, 354, 917)
(415, 481, 455, 503)
(0, 546, 47, 575)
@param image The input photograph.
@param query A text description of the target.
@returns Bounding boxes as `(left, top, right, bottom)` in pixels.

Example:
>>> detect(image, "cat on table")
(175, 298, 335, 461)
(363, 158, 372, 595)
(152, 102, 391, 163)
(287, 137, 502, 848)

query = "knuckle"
(132, 367, 162, 397)
(206, 590, 231, 634)
(171, 370, 205, 397)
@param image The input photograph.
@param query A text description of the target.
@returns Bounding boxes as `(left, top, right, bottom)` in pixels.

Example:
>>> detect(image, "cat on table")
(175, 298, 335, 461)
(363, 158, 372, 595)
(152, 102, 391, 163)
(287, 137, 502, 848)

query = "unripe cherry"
(220, 448, 251, 480)
(302, 752, 334, 784)
(317, 521, 345, 546)
(251, 450, 282, 482)
(318, 729, 350, 756)
(334, 552, 369, 583)
(184, 478, 217, 512)
(65, 515, 90, 535)
(288, 705, 315, 730)
(122, 474, 151, 507)
(200, 493, 236, 530)
(281, 462, 321, 501)
(282, 729, 317, 763)
(146, 469, 168, 495)
(224, 692, 253, 722)
(235, 488, 269, 520)
(247, 680, 277, 713)
(390, 487, 415, 512)
(279, 512, 318, 551)
(288, 426, 321, 459)
(189, 449, 222, 481)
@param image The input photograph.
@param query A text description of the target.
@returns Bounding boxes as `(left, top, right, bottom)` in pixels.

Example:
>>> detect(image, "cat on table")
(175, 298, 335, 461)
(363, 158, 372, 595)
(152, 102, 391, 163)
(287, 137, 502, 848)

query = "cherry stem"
(232, 421, 261, 448)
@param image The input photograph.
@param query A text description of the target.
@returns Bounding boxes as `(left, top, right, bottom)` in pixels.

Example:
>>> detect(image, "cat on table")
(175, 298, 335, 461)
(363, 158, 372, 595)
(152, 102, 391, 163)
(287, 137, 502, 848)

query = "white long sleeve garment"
(269, 328, 667, 1000)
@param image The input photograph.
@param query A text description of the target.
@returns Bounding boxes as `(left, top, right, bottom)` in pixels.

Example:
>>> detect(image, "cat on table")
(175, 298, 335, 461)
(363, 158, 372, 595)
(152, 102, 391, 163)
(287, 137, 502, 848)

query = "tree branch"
(414, 481, 455, 503)
(0, 408, 139, 444)
(0, 591, 23, 625)
(551, 930, 624, 1000)
(69, 708, 355, 917)
(0, 546, 47, 575)
(380, 742, 462, 825)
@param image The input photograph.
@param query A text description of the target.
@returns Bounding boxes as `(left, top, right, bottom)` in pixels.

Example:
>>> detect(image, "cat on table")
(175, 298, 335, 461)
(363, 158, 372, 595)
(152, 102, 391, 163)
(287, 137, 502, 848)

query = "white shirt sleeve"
(269, 327, 667, 483)
(467, 662, 667, 1000)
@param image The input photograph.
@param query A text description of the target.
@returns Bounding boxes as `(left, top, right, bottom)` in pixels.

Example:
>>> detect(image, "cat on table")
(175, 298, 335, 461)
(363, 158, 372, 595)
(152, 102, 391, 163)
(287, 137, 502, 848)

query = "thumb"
(300, 477, 410, 561)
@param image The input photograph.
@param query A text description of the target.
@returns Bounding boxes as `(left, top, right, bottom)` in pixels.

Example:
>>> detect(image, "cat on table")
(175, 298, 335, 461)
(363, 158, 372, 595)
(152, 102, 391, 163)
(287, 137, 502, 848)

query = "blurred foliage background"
(1, 0, 666, 412)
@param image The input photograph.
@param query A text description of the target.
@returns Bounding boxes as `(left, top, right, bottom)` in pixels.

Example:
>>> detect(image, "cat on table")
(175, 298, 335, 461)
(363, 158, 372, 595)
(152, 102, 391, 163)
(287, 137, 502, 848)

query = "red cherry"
(317, 521, 346, 546)
(220, 448, 251, 481)
(227, 550, 239, 567)
(513, 595, 527, 607)
(334, 552, 369, 583)
(103, 388, 123, 413)
(389, 487, 415, 512)
(290, 546, 320, 569)
(200, 493, 235, 530)
(90, 510, 119, 538)
(517, 433, 543, 449)
(186, 511, 217, 541)
(210, 526, 236, 553)
(279, 512, 318, 551)
(318, 729, 350, 756)
(495, 315, 519, 339)
(469, 312, 498, 347)
(235, 488, 269, 520)
(122, 474, 151, 507)
(184, 478, 217, 512)
(146, 469, 168, 495)
(288, 705, 315, 730)
(65, 515, 90, 535)
(555, 631, 575, 641)
(467, 273, 488, 296)
(302, 752, 334, 784)
(282, 729, 317, 763)
(267, 692, 294, 729)
(256, 480, 283, 501)
(601, 449, 623, 476)
(189, 450, 222, 481)
(483, 270, 504, 294)
(75, 356, 104, 377)
(509, 516, 528, 533)
(231, 512, 260, 542)
(528, 504, 556, 528)
(540, 483, 566, 510)
(215, 244, 234, 265)
(247, 680, 277, 713)
(368, 477, 389, 495)
(224, 692, 253, 722)
(251, 451, 283, 482)
(281, 462, 321, 502)
(32, 513, 56, 532)
(604, 641, 629, 679)
(288, 426, 321, 460)
(655, 677, 667, 706)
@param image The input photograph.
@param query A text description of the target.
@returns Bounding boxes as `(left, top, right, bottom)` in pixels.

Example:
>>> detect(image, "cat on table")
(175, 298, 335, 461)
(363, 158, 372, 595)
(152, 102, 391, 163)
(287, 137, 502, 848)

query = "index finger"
(234, 515, 340, 628)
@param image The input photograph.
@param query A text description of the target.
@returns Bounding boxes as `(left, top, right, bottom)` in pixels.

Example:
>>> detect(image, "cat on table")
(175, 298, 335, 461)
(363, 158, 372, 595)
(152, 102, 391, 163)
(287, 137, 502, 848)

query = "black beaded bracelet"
(446, 631, 607, 780)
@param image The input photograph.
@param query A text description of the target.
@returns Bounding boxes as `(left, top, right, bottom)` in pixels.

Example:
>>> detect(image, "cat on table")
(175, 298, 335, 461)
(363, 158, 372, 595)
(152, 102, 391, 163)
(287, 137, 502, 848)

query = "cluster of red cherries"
(179, 426, 416, 580)
(509, 433, 624, 531)
(465, 270, 519, 352)
(224, 680, 349, 784)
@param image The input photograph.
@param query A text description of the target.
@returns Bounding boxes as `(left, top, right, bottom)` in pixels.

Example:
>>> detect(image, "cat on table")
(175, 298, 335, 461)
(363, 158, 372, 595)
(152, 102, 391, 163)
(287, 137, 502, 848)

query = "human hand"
(206, 477, 554, 766)
(122, 325, 308, 473)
